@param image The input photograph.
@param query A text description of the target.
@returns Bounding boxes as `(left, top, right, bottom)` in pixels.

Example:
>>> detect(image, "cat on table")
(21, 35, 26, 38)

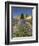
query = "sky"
(11, 7, 32, 17)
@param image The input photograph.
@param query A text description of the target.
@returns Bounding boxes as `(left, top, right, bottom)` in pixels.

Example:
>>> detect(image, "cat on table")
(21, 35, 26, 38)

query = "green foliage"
(13, 24, 32, 37)
(12, 14, 32, 37)
(20, 13, 24, 19)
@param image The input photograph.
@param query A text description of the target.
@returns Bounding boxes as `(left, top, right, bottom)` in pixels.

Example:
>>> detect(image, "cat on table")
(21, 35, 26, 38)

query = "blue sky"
(11, 7, 32, 17)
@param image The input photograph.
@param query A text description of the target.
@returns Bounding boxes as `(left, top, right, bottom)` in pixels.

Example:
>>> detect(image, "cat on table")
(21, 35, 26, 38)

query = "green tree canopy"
(20, 13, 24, 19)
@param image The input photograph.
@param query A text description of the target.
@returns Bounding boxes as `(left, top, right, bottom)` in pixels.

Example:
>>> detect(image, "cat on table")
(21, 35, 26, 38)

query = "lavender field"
(11, 7, 32, 38)
(12, 14, 32, 37)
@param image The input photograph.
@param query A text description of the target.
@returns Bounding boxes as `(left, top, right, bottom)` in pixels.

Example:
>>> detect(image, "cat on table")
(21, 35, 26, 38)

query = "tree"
(20, 13, 24, 19)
